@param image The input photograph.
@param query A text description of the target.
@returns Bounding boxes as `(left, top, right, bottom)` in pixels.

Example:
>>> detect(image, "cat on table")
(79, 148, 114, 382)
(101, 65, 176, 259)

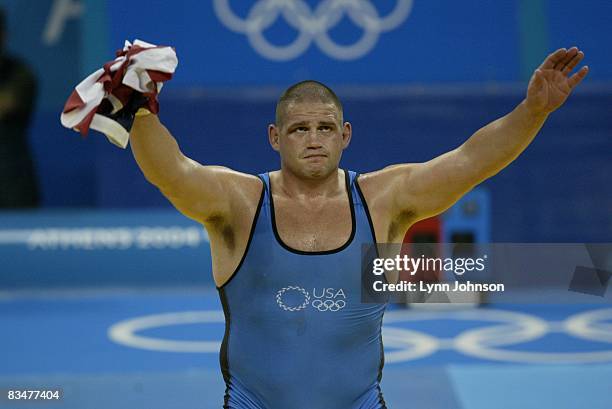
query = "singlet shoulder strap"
(257, 172, 271, 206)
(346, 169, 363, 207)
(346, 169, 358, 185)
(349, 169, 380, 245)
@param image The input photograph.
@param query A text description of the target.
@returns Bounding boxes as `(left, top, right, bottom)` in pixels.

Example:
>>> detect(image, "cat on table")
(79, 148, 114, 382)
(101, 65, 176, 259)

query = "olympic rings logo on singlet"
(276, 286, 310, 311)
(276, 286, 347, 312)
(311, 299, 346, 312)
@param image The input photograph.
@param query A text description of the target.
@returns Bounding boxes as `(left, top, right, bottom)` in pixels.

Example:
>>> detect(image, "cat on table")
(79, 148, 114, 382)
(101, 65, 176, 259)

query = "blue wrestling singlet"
(216, 170, 388, 409)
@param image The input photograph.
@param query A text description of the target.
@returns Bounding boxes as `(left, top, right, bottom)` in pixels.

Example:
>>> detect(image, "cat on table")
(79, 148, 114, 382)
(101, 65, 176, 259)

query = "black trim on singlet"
(218, 287, 232, 408)
(377, 383, 388, 409)
(215, 178, 265, 290)
(377, 305, 387, 395)
(215, 178, 265, 407)
(268, 169, 356, 255)
(355, 174, 387, 403)
(354, 174, 379, 244)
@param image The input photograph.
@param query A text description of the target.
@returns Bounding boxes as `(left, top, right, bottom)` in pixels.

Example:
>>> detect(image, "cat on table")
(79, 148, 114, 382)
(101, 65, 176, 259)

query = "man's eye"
(320, 126, 332, 131)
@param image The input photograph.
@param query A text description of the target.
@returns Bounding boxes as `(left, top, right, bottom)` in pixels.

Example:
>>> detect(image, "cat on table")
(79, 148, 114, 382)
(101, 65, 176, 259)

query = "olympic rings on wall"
(213, 0, 414, 60)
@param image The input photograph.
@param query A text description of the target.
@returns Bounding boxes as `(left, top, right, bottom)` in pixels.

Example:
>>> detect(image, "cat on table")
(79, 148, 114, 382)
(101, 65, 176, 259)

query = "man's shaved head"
(275, 80, 343, 128)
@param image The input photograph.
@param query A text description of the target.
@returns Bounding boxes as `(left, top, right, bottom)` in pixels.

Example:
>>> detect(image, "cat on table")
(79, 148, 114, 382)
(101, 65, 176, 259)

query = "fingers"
(540, 46, 585, 73)
(540, 48, 568, 69)
(562, 50, 585, 76)
(568, 66, 589, 88)
(553, 46, 578, 70)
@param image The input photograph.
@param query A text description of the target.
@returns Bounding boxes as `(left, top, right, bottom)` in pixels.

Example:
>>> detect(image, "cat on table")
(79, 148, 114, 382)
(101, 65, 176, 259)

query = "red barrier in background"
(402, 217, 442, 284)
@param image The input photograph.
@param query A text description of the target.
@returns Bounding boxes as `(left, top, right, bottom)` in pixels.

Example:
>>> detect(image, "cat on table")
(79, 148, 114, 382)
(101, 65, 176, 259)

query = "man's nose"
(305, 129, 323, 147)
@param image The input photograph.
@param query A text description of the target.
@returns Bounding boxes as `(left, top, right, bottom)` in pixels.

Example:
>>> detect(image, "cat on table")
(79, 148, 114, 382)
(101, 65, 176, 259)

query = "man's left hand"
(525, 46, 589, 115)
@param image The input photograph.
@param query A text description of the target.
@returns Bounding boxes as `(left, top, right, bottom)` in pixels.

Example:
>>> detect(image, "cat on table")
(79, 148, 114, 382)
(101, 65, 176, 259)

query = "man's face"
(269, 101, 351, 179)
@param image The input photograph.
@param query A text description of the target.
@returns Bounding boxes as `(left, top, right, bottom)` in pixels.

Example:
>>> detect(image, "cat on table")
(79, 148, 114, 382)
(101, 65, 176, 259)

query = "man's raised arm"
(373, 47, 589, 224)
(59, 41, 261, 227)
(129, 112, 257, 224)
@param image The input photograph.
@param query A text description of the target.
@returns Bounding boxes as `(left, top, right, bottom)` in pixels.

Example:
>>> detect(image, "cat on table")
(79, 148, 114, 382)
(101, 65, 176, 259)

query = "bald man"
(128, 48, 588, 408)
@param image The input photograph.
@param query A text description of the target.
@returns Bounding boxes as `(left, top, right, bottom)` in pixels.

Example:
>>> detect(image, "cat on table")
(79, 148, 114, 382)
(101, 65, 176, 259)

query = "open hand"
(525, 47, 589, 115)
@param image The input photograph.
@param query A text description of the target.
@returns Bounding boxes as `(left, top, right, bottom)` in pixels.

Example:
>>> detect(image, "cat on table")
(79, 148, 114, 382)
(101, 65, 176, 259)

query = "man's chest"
(273, 196, 352, 252)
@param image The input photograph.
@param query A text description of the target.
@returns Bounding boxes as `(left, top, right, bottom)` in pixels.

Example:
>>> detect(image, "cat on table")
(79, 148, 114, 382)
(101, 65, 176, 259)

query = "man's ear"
(268, 124, 280, 152)
(341, 121, 352, 149)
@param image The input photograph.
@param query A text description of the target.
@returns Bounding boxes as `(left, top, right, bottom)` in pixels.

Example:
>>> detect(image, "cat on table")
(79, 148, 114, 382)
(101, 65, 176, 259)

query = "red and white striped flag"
(60, 39, 178, 148)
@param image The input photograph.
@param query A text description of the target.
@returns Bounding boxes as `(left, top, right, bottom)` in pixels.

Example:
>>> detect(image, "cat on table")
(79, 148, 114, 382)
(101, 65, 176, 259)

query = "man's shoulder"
(354, 164, 418, 208)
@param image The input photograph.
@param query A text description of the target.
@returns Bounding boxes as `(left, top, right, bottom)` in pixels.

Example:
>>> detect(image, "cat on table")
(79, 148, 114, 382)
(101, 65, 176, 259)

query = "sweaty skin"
(267, 101, 353, 253)
(129, 47, 588, 287)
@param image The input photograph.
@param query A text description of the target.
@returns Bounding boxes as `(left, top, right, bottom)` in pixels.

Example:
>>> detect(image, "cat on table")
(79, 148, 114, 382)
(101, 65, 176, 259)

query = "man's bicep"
(370, 149, 475, 221)
(397, 148, 478, 219)
(160, 161, 256, 223)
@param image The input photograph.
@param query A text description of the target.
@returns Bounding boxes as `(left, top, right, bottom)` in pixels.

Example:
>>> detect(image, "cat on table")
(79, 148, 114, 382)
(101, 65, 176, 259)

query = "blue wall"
(0, 0, 610, 242)
(89, 87, 610, 242)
